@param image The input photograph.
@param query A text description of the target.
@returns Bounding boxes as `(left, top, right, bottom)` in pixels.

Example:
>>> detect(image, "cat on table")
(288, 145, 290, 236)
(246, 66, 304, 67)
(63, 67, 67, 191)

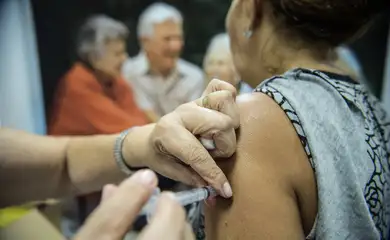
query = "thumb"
(198, 90, 239, 129)
(202, 78, 237, 98)
(101, 184, 117, 203)
(74, 170, 158, 240)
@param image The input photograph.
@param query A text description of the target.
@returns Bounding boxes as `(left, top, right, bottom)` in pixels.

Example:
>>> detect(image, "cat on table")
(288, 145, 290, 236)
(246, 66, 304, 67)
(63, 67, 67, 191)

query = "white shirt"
(122, 53, 204, 116)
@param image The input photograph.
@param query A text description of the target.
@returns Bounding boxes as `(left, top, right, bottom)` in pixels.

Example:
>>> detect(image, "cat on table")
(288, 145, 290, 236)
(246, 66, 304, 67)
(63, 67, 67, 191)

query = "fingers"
(202, 78, 237, 99)
(74, 170, 158, 240)
(150, 85, 238, 198)
(156, 124, 232, 198)
(175, 104, 234, 135)
(151, 158, 206, 187)
(209, 128, 237, 158)
(196, 90, 239, 158)
(201, 90, 240, 129)
(195, 90, 239, 158)
(138, 193, 194, 240)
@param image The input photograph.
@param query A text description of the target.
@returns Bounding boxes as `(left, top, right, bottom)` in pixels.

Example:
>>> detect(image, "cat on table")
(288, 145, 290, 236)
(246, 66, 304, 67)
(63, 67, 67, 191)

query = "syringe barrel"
(175, 186, 217, 206)
(138, 186, 217, 219)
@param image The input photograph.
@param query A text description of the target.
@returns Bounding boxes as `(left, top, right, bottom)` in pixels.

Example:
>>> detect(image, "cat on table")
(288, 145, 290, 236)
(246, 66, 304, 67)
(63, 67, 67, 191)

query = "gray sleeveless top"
(194, 68, 390, 240)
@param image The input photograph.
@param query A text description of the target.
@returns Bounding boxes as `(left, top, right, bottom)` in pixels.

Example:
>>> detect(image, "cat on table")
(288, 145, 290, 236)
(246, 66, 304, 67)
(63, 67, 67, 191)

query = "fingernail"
(202, 95, 210, 108)
(132, 170, 156, 187)
(223, 182, 233, 198)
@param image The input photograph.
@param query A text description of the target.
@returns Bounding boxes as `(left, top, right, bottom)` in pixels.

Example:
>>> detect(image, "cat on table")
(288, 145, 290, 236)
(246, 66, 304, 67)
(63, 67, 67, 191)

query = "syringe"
(138, 186, 217, 220)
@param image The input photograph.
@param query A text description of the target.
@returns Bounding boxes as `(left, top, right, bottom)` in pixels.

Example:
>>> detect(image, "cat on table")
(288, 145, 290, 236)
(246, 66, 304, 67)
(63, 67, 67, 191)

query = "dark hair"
(254, 0, 389, 45)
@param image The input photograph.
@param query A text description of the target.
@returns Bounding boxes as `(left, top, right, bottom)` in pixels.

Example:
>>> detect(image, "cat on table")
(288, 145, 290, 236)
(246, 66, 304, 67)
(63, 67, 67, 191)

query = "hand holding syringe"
(138, 137, 217, 221)
(139, 186, 217, 222)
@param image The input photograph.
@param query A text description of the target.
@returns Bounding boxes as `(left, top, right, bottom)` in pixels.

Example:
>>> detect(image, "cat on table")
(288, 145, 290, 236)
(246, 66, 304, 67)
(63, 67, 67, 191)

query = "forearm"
(69, 124, 156, 193)
(64, 134, 126, 196)
(0, 125, 154, 208)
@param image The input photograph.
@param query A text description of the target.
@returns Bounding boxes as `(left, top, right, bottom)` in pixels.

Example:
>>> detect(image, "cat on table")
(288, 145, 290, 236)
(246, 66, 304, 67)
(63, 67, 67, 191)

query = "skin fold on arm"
(205, 93, 318, 239)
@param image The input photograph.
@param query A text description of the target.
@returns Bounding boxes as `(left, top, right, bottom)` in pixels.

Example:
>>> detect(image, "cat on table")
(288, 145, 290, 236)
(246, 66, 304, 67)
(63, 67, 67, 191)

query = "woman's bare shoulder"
(204, 92, 317, 239)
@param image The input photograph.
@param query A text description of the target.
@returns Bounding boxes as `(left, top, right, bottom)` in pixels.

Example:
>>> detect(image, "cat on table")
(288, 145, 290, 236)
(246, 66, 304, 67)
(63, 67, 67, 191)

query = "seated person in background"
(48, 15, 148, 233)
(122, 2, 204, 123)
(122, 4, 205, 231)
(49, 15, 148, 136)
(197, 0, 390, 239)
(203, 33, 252, 94)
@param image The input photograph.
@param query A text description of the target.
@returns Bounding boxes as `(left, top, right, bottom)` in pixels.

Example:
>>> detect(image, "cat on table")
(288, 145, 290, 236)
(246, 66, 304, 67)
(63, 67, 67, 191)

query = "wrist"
(122, 124, 155, 168)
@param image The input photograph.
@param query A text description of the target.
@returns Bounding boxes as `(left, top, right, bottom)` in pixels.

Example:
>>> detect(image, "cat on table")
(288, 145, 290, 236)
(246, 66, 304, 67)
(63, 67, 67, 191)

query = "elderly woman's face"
(92, 39, 128, 77)
(204, 51, 239, 86)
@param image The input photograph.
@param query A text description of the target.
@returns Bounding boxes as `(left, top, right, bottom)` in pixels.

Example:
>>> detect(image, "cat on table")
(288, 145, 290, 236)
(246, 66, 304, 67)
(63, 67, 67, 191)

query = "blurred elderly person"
(203, 33, 252, 94)
(48, 15, 148, 234)
(122, 2, 204, 123)
(49, 15, 148, 136)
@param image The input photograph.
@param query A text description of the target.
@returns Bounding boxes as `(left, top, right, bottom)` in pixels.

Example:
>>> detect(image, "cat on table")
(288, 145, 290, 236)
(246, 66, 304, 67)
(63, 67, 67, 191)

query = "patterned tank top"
(194, 68, 390, 239)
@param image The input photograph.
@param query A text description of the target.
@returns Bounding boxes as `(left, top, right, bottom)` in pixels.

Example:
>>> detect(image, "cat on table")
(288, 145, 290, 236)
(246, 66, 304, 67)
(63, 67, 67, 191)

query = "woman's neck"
(245, 22, 347, 88)
(257, 48, 345, 86)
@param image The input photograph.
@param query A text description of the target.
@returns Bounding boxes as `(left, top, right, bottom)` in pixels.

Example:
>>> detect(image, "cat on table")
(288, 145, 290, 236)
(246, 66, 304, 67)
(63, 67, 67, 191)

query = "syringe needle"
(138, 186, 217, 218)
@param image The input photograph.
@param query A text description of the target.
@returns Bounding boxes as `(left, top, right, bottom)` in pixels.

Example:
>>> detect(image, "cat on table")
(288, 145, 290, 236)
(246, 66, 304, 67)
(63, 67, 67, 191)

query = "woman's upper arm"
(205, 93, 317, 239)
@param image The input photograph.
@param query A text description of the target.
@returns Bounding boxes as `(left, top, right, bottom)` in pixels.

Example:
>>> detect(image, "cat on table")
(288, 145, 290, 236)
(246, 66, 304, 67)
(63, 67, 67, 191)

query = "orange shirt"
(48, 63, 148, 135)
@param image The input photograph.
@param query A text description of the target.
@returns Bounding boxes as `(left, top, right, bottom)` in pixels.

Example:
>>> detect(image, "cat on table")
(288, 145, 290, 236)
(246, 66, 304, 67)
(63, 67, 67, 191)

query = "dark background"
(31, 0, 390, 115)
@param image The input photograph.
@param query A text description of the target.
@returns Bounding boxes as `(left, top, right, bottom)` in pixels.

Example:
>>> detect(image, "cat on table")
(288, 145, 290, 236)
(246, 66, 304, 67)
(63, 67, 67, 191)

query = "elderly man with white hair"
(122, 2, 204, 123)
(203, 33, 252, 95)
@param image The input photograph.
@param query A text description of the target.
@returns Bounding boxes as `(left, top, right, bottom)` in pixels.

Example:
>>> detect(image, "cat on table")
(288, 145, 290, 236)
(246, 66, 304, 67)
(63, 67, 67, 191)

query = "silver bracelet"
(114, 128, 136, 175)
